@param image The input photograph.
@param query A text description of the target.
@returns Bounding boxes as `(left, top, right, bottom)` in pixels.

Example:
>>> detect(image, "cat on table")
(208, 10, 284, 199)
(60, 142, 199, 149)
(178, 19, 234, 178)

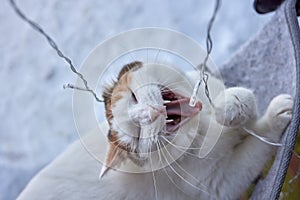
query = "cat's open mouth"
(161, 88, 202, 132)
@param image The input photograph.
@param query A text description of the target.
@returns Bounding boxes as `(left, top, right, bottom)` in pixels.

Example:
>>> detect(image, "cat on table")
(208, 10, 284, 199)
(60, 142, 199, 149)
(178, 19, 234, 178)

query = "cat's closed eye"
(130, 91, 138, 104)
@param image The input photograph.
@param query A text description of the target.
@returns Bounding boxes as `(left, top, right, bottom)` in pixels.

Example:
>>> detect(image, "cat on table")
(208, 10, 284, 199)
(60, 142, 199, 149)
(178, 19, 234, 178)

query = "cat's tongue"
(165, 98, 202, 117)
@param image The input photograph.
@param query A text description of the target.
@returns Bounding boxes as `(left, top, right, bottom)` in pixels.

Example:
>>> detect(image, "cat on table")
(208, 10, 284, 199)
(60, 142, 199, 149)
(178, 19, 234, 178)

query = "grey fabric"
(220, 0, 300, 199)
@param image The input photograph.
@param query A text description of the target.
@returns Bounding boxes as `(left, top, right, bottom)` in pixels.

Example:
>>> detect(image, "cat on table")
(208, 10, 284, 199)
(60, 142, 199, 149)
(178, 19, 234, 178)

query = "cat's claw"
(213, 87, 257, 127)
(265, 94, 293, 131)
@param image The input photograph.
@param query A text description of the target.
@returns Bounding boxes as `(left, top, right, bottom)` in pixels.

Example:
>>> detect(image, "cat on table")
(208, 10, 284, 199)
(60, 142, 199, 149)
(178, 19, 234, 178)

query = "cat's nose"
(150, 105, 167, 119)
(129, 104, 166, 126)
(141, 105, 166, 125)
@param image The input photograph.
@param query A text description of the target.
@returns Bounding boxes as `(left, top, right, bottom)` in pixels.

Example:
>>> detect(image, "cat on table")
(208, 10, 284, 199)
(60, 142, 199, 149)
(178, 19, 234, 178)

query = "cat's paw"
(265, 94, 293, 131)
(213, 87, 257, 127)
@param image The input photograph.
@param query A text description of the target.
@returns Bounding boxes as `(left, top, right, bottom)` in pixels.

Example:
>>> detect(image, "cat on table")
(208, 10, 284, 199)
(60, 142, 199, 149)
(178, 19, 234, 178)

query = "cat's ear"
(117, 61, 142, 80)
(99, 131, 125, 178)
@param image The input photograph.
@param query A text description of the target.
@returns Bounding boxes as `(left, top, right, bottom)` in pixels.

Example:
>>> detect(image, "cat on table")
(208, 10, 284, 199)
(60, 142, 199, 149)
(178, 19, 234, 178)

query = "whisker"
(161, 140, 209, 191)
(164, 81, 187, 88)
(160, 83, 187, 92)
(160, 76, 188, 85)
(160, 135, 202, 150)
(155, 49, 161, 64)
(160, 130, 173, 135)
(109, 134, 127, 146)
(159, 135, 205, 159)
(157, 141, 210, 195)
(147, 48, 149, 64)
(110, 140, 124, 153)
(119, 45, 137, 62)
(156, 141, 198, 197)
(159, 134, 218, 164)
(149, 140, 158, 200)
(155, 142, 163, 164)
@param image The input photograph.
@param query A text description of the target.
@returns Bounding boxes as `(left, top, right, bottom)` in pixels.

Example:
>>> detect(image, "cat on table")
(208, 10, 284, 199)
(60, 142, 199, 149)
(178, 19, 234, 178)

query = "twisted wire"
(9, 0, 104, 102)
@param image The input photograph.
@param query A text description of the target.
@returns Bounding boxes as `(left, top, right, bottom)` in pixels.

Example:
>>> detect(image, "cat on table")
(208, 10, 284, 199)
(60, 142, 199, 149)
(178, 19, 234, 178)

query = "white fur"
(17, 65, 293, 200)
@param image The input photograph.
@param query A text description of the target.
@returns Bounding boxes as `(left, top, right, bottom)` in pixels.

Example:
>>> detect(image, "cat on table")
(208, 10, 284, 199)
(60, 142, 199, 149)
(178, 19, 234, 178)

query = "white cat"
(17, 61, 293, 200)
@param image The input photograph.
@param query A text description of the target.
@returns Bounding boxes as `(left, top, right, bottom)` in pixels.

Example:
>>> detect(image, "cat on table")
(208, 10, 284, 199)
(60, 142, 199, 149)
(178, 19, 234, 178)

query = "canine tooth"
(164, 100, 171, 104)
(166, 119, 174, 123)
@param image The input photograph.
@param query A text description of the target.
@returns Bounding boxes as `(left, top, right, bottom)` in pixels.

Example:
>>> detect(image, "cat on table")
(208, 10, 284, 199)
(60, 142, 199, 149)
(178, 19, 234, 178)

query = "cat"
(17, 61, 293, 200)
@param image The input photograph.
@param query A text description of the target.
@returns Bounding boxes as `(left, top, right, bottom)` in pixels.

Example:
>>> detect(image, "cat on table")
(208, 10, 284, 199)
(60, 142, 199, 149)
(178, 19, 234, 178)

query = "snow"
(0, 0, 271, 199)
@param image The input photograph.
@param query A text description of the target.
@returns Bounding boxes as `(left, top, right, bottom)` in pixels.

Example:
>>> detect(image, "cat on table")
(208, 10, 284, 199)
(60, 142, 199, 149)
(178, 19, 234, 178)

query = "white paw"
(265, 94, 293, 131)
(213, 87, 257, 127)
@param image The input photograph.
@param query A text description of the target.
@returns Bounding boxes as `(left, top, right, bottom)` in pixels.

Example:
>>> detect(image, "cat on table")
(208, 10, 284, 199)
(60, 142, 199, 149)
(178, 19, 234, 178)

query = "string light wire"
(9, 0, 104, 102)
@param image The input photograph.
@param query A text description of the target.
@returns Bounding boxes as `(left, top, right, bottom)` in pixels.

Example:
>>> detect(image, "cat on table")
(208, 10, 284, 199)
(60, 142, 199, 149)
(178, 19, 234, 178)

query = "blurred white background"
(0, 0, 271, 199)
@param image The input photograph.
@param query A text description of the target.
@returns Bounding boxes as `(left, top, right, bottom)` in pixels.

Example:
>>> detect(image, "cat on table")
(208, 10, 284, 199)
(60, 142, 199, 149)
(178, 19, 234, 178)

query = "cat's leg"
(213, 87, 258, 127)
(253, 94, 293, 139)
(216, 94, 293, 199)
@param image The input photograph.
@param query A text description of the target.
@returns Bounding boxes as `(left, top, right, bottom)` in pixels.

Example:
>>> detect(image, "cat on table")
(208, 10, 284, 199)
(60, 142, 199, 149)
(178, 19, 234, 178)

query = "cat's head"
(101, 61, 202, 177)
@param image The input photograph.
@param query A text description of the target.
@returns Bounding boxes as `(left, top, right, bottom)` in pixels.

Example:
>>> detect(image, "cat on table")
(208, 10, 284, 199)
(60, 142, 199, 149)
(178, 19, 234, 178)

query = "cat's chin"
(162, 88, 202, 132)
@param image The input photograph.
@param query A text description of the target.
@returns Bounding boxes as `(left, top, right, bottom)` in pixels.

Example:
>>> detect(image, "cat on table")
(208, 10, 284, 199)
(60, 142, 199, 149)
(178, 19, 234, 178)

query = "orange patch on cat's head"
(100, 61, 143, 178)
(102, 61, 142, 126)
(117, 61, 143, 80)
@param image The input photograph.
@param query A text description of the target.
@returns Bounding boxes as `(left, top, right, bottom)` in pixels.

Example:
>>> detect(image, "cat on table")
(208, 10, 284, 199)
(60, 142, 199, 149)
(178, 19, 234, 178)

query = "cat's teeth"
(166, 119, 174, 123)
(163, 100, 171, 104)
